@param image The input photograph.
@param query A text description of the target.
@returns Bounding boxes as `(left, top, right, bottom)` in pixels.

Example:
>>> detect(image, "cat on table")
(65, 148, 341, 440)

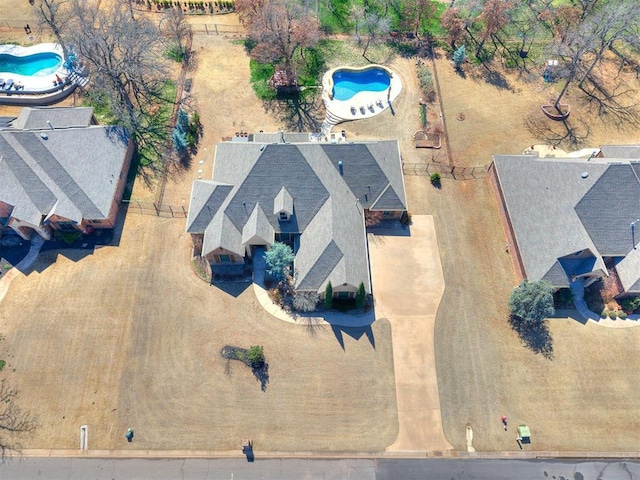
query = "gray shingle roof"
(251, 132, 311, 143)
(273, 186, 293, 215)
(492, 154, 608, 287)
(371, 184, 405, 210)
(542, 260, 571, 287)
(0, 116, 131, 226)
(188, 139, 406, 294)
(575, 164, 640, 255)
(9, 106, 94, 130)
(242, 203, 275, 246)
(297, 240, 344, 290)
(186, 181, 233, 232)
(494, 147, 640, 292)
(224, 144, 330, 233)
(321, 143, 393, 209)
(599, 145, 640, 159)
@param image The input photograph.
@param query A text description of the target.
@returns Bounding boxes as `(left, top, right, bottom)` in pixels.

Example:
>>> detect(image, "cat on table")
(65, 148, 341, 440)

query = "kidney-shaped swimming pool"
(331, 67, 391, 101)
(0, 51, 63, 77)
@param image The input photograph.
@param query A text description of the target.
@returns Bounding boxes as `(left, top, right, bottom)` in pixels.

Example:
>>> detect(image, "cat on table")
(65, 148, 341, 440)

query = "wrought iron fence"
(123, 200, 188, 218)
(402, 162, 490, 180)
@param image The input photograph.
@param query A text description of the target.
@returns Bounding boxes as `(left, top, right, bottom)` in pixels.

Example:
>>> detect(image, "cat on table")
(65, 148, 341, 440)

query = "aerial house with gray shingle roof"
(490, 145, 640, 297)
(0, 106, 133, 241)
(186, 137, 407, 297)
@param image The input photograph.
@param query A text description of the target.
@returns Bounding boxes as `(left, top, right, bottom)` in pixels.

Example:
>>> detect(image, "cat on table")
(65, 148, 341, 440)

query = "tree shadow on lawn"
(262, 94, 324, 133)
(525, 113, 591, 148)
(221, 346, 270, 391)
(508, 315, 554, 360)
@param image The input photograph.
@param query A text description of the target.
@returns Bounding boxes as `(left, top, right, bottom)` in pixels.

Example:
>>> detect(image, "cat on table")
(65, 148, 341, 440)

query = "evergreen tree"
(264, 242, 295, 282)
(324, 282, 333, 309)
(508, 280, 555, 324)
(356, 282, 366, 309)
(452, 44, 466, 70)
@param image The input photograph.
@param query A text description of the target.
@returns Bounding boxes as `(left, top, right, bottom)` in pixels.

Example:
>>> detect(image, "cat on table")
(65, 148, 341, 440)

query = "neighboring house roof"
(493, 148, 640, 291)
(9, 106, 94, 130)
(187, 139, 407, 294)
(252, 132, 311, 143)
(0, 109, 130, 226)
(599, 145, 640, 159)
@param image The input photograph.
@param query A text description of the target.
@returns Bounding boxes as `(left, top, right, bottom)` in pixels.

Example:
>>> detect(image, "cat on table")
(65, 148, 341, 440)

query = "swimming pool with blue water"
(0, 52, 63, 77)
(332, 68, 391, 101)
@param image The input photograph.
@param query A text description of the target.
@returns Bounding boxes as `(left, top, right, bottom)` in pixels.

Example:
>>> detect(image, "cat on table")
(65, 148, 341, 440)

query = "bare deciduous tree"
(358, 11, 391, 62)
(440, 7, 465, 50)
(549, 0, 640, 121)
(0, 379, 37, 457)
(247, 0, 320, 73)
(397, 0, 437, 38)
(159, 8, 193, 63)
(32, 0, 72, 57)
(67, 0, 170, 146)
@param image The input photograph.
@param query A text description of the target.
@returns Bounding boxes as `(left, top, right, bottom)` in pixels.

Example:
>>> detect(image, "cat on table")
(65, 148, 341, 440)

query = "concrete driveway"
(368, 215, 452, 452)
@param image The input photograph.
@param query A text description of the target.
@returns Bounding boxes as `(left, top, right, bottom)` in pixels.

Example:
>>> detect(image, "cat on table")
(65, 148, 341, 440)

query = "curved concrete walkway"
(368, 215, 452, 452)
(251, 246, 375, 328)
(0, 235, 44, 304)
(570, 278, 640, 328)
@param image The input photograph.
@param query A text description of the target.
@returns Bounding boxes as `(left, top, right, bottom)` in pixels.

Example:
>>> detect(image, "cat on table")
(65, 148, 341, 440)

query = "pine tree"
(172, 127, 188, 152)
(324, 282, 333, 309)
(452, 44, 466, 70)
(356, 282, 366, 309)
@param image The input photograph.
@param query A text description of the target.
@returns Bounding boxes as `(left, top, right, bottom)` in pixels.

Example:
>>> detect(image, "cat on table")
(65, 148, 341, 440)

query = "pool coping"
(322, 64, 403, 123)
(0, 43, 69, 93)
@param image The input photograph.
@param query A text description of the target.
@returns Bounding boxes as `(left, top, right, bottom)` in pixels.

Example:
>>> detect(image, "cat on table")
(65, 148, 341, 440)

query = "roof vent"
(40, 133, 48, 140)
(338, 160, 343, 175)
(581, 171, 589, 178)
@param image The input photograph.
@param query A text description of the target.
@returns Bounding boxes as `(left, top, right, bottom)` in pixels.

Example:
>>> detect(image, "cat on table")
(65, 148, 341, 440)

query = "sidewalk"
(0, 234, 44, 304)
(16, 448, 640, 459)
(251, 248, 375, 328)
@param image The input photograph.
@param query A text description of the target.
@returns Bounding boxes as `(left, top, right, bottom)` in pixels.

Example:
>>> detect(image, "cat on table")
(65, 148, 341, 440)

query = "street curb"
(13, 449, 640, 460)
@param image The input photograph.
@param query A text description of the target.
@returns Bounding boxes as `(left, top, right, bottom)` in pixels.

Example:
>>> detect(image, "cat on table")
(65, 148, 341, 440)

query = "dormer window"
(274, 186, 293, 222)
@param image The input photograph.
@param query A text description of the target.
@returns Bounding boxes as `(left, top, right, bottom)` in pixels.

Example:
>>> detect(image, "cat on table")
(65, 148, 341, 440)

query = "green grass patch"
(319, 0, 354, 34)
(297, 47, 326, 87)
(136, 80, 177, 167)
(249, 59, 276, 100)
(57, 231, 83, 245)
(0, 359, 5, 372)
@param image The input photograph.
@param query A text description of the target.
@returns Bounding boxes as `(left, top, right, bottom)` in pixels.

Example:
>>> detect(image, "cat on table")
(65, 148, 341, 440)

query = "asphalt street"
(2, 457, 640, 480)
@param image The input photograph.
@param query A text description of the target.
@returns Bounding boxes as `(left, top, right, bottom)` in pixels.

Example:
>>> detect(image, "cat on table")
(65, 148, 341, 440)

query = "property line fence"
(403, 162, 490, 180)
(190, 23, 244, 35)
(124, 200, 188, 218)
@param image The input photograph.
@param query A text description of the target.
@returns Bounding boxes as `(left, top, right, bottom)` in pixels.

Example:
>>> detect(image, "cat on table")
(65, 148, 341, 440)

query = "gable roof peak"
(273, 186, 294, 215)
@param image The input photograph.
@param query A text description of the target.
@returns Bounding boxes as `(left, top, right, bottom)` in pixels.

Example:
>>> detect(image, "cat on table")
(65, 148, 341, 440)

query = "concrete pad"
(368, 215, 452, 452)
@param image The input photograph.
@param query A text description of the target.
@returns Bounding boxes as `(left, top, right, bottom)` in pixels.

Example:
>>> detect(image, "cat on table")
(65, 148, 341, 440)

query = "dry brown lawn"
(331, 44, 640, 452)
(4, 10, 640, 451)
(428, 53, 640, 452)
(0, 215, 397, 451)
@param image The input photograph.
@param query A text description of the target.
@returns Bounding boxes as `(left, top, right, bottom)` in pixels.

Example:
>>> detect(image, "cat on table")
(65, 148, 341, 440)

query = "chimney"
(338, 160, 343, 175)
